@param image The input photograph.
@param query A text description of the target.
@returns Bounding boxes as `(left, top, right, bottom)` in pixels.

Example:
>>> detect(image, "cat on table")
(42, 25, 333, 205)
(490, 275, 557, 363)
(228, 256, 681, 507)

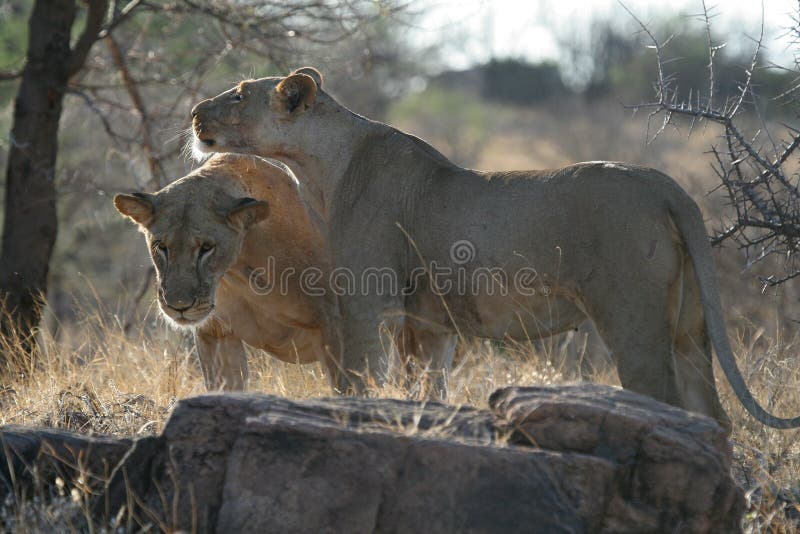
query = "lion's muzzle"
(158, 283, 215, 327)
(159, 298, 215, 327)
(192, 117, 216, 145)
(191, 98, 210, 118)
(191, 98, 220, 148)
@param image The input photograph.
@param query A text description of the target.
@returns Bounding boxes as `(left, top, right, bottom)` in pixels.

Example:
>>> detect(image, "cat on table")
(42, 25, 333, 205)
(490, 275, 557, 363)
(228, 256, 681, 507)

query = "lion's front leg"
(410, 329, 457, 401)
(341, 325, 386, 395)
(194, 328, 249, 391)
(330, 302, 404, 395)
(324, 212, 409, 395)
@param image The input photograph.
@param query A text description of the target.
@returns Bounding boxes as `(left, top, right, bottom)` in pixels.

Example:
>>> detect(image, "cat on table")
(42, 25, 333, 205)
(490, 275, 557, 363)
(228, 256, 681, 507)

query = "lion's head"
(114, 156, 269, 328)
(190, 67, 323, 161)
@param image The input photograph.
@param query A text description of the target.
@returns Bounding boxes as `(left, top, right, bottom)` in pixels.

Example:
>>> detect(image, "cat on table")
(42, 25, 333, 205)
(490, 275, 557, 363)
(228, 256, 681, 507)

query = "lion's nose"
(191, 99, 210, 118)
(160, 287, 195, 312)
(165, 298, 195, 313)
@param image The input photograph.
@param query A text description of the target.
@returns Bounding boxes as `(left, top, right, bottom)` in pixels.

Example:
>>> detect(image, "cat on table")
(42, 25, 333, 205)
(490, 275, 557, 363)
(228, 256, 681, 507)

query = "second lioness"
(115, 153, 456, 393)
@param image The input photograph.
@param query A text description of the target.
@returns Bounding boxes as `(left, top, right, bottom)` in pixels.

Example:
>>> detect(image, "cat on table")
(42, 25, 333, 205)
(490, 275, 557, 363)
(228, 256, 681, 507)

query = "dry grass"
(0, 306, 581, 436)
(0, 299, 798, 531)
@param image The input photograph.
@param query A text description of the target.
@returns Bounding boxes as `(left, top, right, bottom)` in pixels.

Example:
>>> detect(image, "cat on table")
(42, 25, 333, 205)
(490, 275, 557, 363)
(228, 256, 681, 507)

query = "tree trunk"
(0, 0, 78, 353)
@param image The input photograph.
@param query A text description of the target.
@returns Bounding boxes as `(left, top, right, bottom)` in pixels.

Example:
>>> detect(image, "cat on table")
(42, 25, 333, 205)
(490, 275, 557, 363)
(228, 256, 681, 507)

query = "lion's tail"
(668, 196, 800, 429)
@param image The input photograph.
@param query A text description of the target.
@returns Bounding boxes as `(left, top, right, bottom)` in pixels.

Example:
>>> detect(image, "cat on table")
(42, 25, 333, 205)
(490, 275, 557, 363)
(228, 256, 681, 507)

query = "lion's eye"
(199, 243, 215, 256)
(232, 93, 244, 102)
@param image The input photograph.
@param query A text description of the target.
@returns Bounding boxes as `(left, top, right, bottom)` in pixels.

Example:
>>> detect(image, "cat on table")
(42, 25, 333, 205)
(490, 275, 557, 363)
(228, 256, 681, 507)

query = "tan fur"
(188, 68, 800, 430)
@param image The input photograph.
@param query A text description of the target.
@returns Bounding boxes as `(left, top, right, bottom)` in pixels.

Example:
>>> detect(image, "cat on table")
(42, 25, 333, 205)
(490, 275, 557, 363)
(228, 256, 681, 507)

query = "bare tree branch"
(105, 33, 166, 189)
(68, 0, 110, 77)
(0, 70, 22, 82)
(99, 0, 145, 38)
(66, 88, 131, 144)
(625, 2, 800, 283)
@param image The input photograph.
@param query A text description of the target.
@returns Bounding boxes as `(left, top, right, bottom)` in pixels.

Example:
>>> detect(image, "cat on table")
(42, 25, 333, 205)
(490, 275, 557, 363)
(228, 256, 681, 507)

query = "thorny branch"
(623, 1, 800, 288)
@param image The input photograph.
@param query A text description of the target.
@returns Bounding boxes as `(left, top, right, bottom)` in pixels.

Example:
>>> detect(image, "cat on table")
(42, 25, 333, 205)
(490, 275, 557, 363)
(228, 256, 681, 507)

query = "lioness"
(114, 153, 456, 394)
(190, 67, 800, 429)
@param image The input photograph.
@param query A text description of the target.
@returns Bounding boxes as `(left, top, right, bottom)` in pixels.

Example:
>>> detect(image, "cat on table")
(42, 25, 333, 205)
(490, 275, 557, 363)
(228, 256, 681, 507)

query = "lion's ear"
(292, 66, 323, 89)
(273, 73, 317, 114)
(114, 192, 155, 226)
(227, 197, 269, 230)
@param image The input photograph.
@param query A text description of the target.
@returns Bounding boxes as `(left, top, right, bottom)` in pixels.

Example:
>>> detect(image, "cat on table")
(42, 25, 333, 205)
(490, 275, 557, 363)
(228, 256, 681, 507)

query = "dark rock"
(490, 384, 743, 533)
(102, 387, 741, 533)
(0, 385, 744, 533)
(102, 394, 499, 532)
(0, 425, 131, 502)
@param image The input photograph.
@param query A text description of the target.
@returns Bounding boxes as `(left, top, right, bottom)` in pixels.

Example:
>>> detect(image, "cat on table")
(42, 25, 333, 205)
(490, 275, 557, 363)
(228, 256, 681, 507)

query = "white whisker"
(166, 127, 193, 146)
(190, 137, 212, 163)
